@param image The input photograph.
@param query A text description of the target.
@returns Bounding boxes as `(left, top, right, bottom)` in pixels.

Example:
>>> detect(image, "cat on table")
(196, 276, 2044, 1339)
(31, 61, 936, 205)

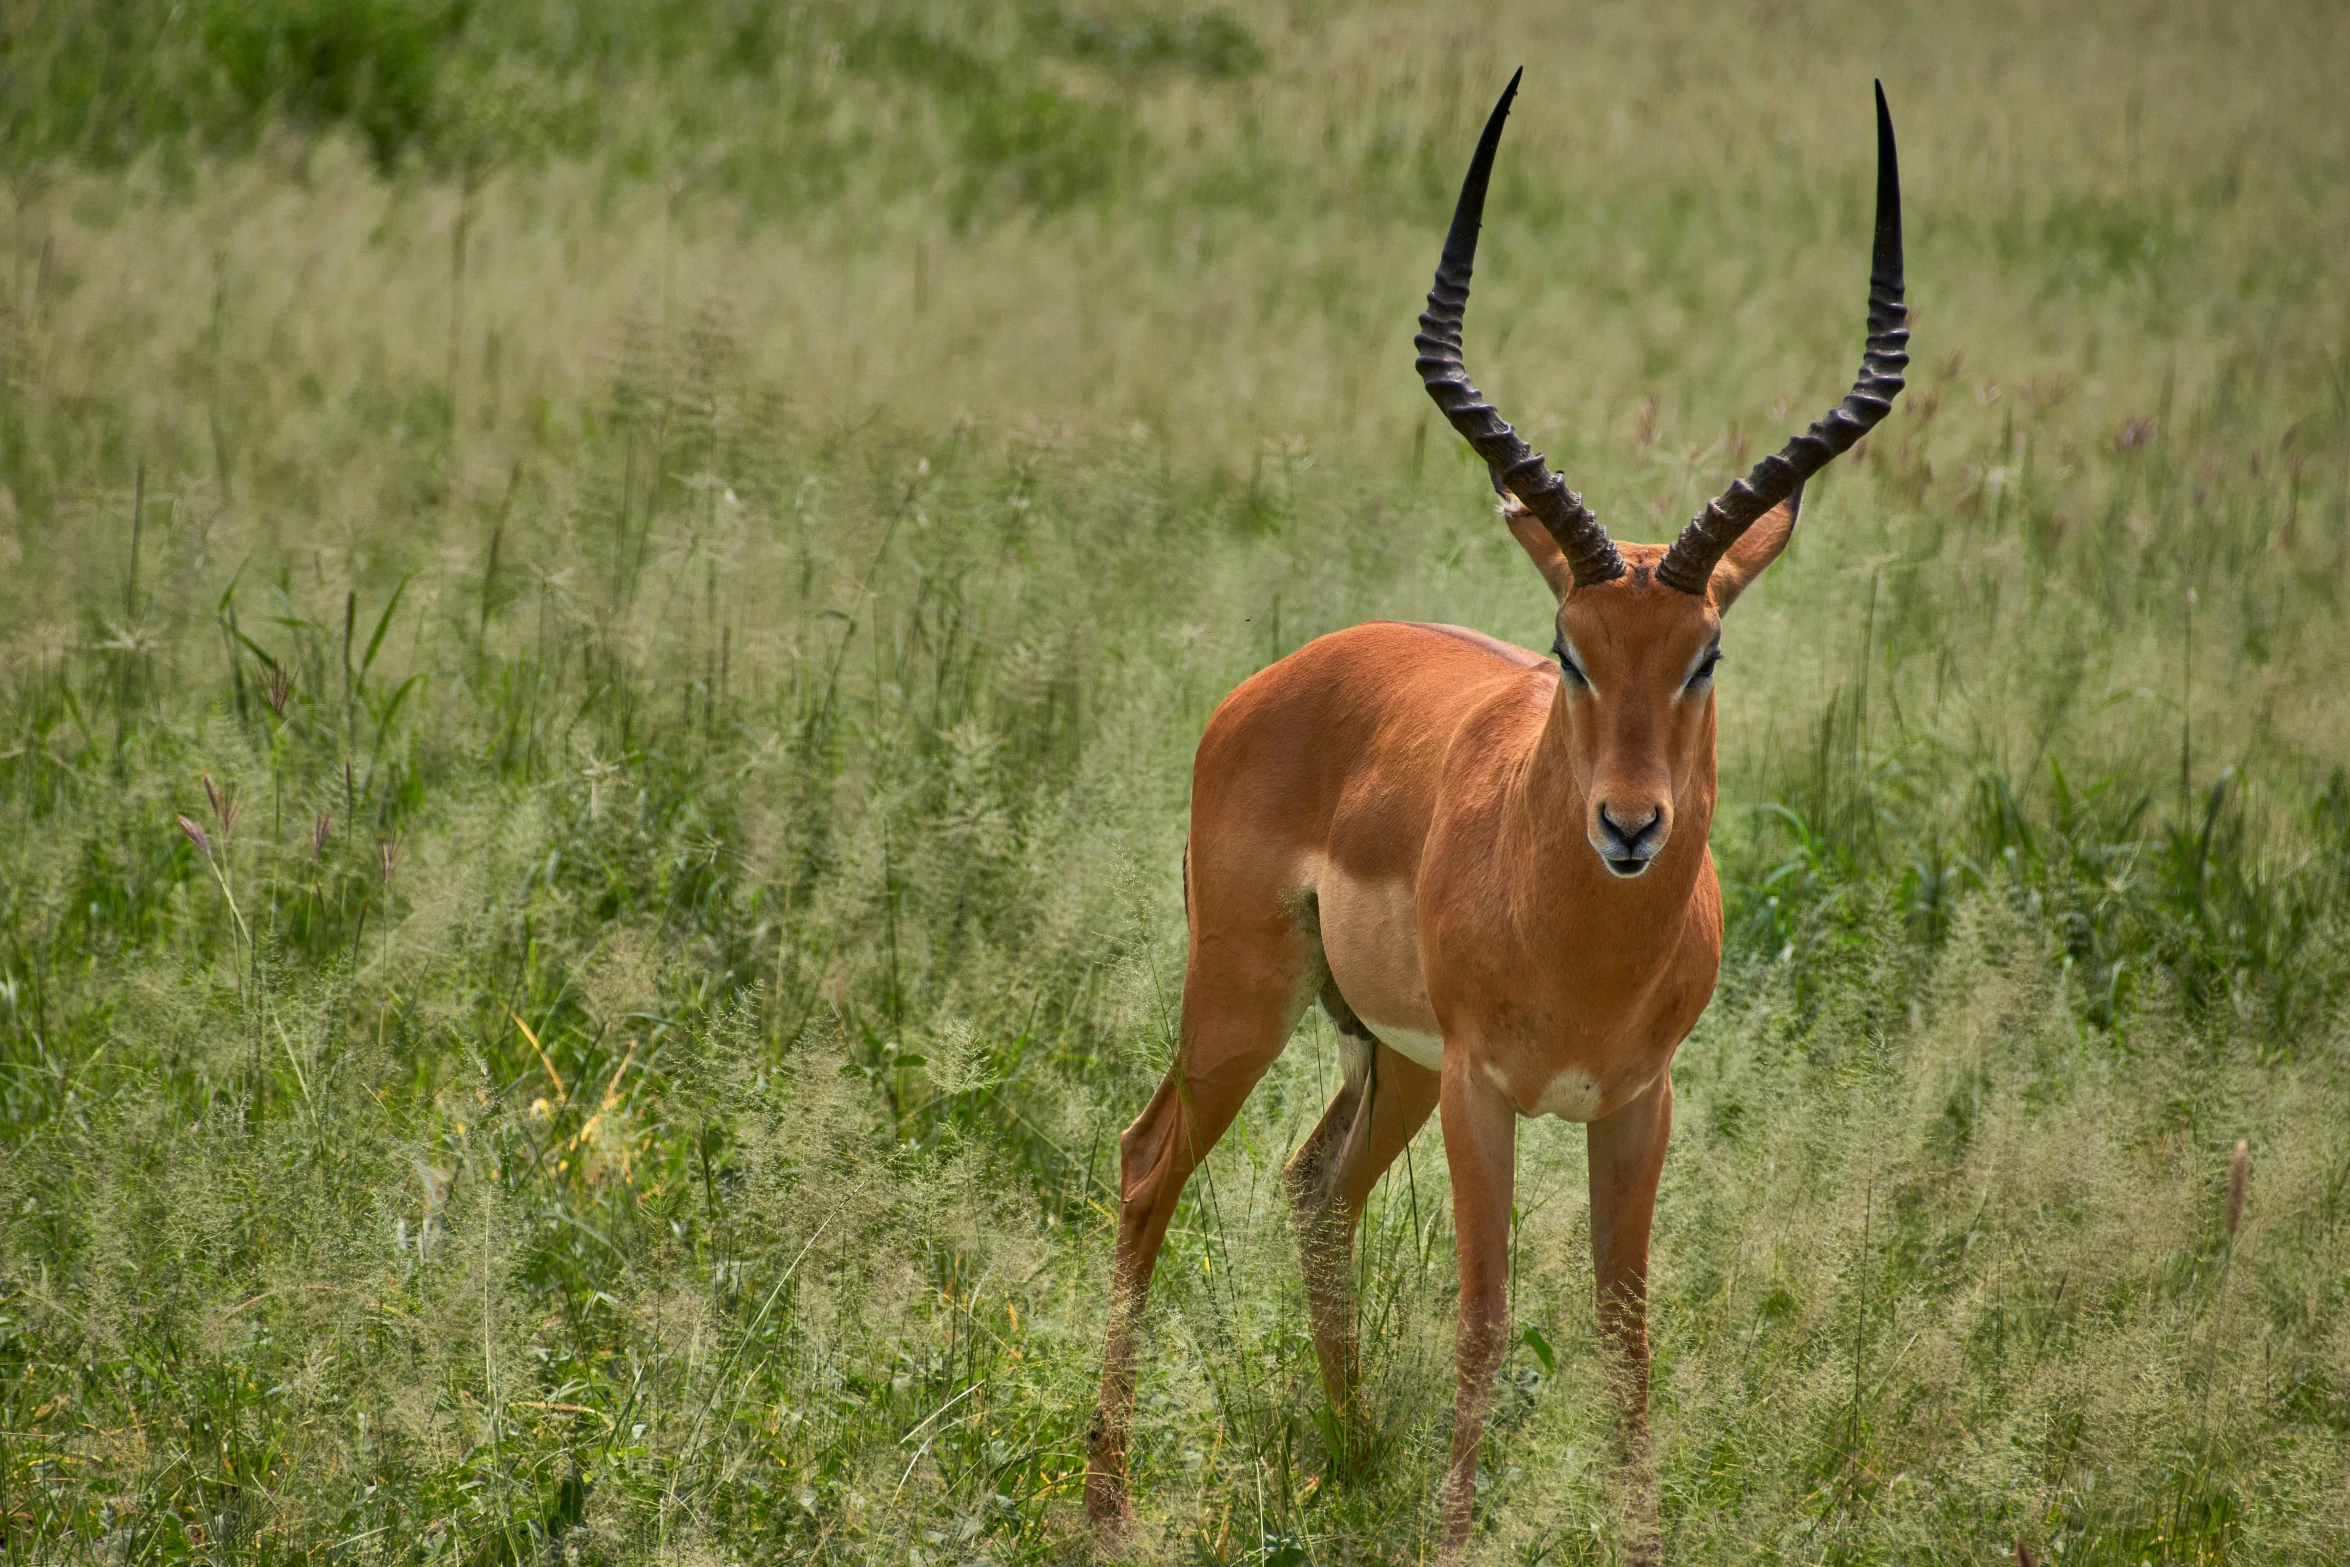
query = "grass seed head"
(201, 771, 237, 836)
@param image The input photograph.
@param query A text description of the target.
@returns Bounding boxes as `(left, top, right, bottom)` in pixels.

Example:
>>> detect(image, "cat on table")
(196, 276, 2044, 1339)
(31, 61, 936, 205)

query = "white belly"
(1311, 858, 1443, 1069)
(1362, 1019, 1445, 1071)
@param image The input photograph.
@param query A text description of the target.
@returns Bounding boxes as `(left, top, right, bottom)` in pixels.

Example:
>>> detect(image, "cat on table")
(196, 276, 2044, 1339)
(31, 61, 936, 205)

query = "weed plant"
(0, 1, 2346, 1562)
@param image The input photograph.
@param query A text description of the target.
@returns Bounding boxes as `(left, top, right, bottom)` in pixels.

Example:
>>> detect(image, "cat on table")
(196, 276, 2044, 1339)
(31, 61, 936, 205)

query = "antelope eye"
(1551, 635, 1589, 688)
(1685, 649, 1723, 691)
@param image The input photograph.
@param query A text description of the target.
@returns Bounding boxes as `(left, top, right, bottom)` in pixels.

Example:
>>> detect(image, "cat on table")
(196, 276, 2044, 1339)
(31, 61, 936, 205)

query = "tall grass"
(0, 0, 2346, 1560)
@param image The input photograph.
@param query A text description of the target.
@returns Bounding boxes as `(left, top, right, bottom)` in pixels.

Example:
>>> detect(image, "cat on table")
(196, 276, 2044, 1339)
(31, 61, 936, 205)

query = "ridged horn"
(1656, 81, 1909, 596)
(1416, 70, 1624, 588)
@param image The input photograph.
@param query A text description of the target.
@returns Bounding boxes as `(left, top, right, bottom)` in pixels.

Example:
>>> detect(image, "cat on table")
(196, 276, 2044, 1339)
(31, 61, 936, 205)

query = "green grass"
(1, 0, 2347, 1561)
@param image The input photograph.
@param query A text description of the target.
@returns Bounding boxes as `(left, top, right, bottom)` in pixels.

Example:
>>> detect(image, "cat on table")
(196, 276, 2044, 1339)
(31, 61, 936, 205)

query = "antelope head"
(1416, 71, 1907, 878)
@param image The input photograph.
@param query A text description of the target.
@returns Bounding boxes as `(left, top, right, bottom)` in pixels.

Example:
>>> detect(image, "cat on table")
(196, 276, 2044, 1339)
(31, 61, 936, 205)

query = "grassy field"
(2, 0, 2348, 1561)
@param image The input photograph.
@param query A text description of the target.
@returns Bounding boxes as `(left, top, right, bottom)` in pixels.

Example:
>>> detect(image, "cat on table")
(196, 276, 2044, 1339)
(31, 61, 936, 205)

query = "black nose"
(1597, 804, 1664, 863)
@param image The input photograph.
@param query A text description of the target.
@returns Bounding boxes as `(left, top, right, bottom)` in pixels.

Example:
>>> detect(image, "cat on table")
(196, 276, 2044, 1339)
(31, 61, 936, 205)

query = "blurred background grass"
(0, 0, 2346, 1561)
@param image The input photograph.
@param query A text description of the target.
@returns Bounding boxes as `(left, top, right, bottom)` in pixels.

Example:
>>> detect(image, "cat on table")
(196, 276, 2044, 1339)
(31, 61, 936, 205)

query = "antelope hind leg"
(1085, 952, 1300, 1537)
(1284, 1037, 1440, 1465)
(1283, 1044, 1368, 1424)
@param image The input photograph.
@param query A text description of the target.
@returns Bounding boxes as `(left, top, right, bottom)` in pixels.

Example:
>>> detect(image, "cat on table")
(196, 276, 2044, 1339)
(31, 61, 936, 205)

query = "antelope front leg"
(1587, 1071, 1673, 1566)
(1438, 1053, 1518, 1557)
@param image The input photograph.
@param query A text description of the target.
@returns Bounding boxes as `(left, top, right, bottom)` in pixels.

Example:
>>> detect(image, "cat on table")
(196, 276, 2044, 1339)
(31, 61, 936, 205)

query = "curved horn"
(1417, 70, 1624, 588)
(1656, 81, 1909, 597)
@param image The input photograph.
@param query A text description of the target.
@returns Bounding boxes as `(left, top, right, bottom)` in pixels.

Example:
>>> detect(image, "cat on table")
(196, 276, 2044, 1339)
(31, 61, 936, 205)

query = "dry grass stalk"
(2227, 1138, 2250, 1241)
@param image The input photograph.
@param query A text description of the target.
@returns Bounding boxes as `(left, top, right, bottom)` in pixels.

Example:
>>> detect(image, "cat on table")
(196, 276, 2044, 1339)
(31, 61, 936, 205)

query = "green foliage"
(0, 0, 212, 164)
(201, 0, 466, 169)
(1022, 4, 1266, 78)
(0, 0, 2347, 1561)
(1, 0, 1206, 209)
(954, 87, 1137, 222)
(1726, 762, 2350, 1042)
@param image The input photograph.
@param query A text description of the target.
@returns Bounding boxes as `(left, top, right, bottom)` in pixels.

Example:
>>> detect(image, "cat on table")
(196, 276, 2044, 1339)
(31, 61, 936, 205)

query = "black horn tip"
(1474, 71, 1521, 171)
(1871, 80, 1901, 275)
(1473, 69, 1523, 170)
(1445, 71, 1524, 252)
(1873, 81, 1897, 184)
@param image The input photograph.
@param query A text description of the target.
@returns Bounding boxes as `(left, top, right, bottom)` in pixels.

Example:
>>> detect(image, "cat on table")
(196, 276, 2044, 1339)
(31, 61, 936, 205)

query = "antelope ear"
(1707, 486, 1803, 612)
(1502, 496, 1573, 601)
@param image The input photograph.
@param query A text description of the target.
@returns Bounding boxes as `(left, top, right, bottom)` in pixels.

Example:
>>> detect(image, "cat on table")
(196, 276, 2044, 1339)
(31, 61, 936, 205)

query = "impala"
(1085, 72, 1908, 1556)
